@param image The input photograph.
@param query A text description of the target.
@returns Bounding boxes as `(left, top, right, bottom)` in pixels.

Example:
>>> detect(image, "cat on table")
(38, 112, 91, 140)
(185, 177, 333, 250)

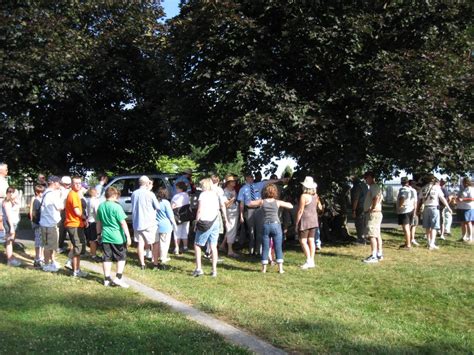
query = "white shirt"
(198, 190, 220, 221)
(0, 177, 8, 200)
(420, 184, 443, 207)
(39, 189, 63, 227)
(458, 186, 474, 210)
(87, 196, 100, 223)
(397, 186, 416, 214)
(171, 192, 190, 208)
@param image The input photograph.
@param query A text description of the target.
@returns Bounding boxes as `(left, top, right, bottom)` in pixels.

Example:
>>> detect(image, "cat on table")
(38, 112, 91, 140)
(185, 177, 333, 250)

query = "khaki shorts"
(41, 226, 59, 251)
(134, 225, 158, 244)
(66, 227, 86, 256)
(365, 212, 383, 238)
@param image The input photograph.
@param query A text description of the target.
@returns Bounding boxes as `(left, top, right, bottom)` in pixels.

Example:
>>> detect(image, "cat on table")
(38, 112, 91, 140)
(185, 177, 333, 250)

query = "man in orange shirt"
(64, 176, 88, 277)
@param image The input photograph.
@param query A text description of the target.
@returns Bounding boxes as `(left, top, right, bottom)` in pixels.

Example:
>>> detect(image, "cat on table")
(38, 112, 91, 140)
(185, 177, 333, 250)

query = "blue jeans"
(261, 223, 283, 264)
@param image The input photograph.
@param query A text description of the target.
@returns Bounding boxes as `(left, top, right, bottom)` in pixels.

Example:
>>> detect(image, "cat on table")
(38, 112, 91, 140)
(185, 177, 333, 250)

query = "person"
(155, 187, 177, 269)
(295, 176, 322, 269)
(408, 179, 420, 246)
(444, 194, 456, 237)
(37, 173, 48, 188)
(192, 178, 229, 277)
(2, 187, 21, 266)
(29, 184, 45, 267)
(85, 186, 101, 262)
(218, 175, 239, 257)
(351, 176, 368, 244)
(173, 169, 193, 195)
(131, 175, 160, 269)
(396, 177, 417, 249)
(57, 175, 71, 253)
(64, 176, 88, 277)
(457, 177, 474, 242)
(39, 176, 63, 272)
(419, 175, 452, 250)
(0, 163, 9, 240)
(248, 183, 293, 273)
(237, 172, 286, 256)
(362, 171, 384, 263)
(96, 187, 132, 287)
(95, 174, 109, 196)
(171, 181, 191, 254)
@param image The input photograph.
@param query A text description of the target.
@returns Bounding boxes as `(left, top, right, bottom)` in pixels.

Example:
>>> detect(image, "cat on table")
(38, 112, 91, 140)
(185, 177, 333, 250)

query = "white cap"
(301, 176, 317, 189)
(61, 176, 72, 185)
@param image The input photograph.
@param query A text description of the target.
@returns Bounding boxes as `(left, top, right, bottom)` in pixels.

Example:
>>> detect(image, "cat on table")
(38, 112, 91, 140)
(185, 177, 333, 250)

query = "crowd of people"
(1, 162, 473, 286)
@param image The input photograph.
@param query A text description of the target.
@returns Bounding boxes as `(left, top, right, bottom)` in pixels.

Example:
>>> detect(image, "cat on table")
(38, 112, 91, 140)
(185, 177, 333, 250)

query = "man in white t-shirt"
(419, 175, 452, 250)
(397, 177, 417, 249)
(362, 171, 383, 263)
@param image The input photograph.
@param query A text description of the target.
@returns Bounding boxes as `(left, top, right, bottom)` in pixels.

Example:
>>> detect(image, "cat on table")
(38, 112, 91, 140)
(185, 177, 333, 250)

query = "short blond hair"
(200, 178, 213, 191)
(303, 187, 316, 195)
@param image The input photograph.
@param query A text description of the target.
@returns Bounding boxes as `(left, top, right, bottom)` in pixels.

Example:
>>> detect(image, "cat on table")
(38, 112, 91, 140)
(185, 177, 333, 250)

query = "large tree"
(167, 1, 473, 189)
(1, 1, 170, 174)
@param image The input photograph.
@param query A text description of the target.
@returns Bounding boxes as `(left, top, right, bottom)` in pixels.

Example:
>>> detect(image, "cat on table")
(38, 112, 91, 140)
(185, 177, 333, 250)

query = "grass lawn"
(120, 226, 473, 354)
(0, 257, 248, 354)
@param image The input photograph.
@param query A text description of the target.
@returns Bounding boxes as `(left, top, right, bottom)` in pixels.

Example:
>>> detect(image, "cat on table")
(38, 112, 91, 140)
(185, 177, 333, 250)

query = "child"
(29, 184, 45, 267)
(3, 187, 21, 266)
(86, 186, 101, 262)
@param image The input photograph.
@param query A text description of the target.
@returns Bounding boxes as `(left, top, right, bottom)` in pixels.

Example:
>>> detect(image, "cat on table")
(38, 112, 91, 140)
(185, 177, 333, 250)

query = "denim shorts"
(457, 209, 474, 222)
(422, 206, 440, 229)
(194, 219, 219, 246)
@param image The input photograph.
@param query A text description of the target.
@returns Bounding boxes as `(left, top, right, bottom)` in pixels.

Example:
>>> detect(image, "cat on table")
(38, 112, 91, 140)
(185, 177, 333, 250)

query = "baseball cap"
(48, 175, 60, 183)
(61, 176, 72, 185)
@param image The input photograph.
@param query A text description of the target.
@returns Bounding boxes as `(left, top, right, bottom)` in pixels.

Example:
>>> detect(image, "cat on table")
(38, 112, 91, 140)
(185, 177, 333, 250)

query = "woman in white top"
(457, 177, 474, 242)
(218, 175, 239, 257)
(171, 181, 190, 254)
(2, 187, 21, 266)
(192, 178, 229, 278)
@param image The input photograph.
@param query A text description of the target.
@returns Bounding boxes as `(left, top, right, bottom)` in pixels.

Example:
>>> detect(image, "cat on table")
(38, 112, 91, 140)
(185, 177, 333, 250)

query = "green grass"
(5, 225, 473, 354)
(120, 226, 473, 354)
(0, 258, 248, 354)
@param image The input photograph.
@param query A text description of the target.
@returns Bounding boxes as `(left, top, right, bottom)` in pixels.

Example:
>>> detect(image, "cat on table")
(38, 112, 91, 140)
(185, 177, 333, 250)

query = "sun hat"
(301, 176, 317, 189)
(225, 175, 237, 185)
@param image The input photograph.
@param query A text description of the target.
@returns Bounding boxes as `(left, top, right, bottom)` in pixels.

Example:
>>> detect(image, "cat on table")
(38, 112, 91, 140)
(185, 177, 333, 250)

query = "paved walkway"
(14, 233, 286, 355)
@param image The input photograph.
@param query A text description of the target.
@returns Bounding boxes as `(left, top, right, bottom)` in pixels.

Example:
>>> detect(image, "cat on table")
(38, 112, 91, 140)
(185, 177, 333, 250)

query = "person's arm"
(439, 194, 453, 214)
(239, 201, 244, 223)
(277, 200, 293, 209)
(220, 198, 230, 229)
(248, 199, 263, 208)
(295, 194, 306, 232)
(120, 219, 131, 246)
(397, 192, 405, 213)
(28, 197, 35, 220)
(166, 202, 178, 230)
(96, 220, 102, 242)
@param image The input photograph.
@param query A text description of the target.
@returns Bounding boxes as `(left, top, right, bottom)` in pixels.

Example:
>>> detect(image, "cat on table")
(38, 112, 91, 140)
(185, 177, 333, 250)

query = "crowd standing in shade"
(1, 162, 473, 284)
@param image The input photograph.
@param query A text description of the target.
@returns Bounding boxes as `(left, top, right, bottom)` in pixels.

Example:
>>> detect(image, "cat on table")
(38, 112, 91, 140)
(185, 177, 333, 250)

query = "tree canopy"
(1, 0, 472, 186)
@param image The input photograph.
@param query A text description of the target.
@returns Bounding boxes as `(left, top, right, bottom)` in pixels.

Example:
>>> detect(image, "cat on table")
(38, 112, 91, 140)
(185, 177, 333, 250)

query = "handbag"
(173, 204, 195, 224)
(196, 216, 217, 232)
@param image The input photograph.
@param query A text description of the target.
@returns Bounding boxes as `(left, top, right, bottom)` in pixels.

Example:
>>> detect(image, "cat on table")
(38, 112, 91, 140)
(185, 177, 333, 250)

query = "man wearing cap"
(397, 177, 417, 249)
(362, 171, 384, 263)
(0, 163, 9, 240)
(131, 176, 160, 269)
(237, 172, 286, 256)
(40, 176, 64, 272)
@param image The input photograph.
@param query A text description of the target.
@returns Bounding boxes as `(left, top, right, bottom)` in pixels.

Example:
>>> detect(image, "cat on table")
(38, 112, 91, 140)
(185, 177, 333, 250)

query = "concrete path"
(13, 234, 286, 355)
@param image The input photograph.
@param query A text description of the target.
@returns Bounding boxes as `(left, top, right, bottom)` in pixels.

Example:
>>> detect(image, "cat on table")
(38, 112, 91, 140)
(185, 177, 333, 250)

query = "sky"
(162, 0, 180, 19)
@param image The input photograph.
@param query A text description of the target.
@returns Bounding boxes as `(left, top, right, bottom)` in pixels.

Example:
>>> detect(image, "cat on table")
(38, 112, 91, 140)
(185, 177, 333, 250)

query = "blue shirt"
(131, 187, 159, 231)
(172, 174, 191, 195)
(237, 181, 268, 207)
(156, 199, 175, 234)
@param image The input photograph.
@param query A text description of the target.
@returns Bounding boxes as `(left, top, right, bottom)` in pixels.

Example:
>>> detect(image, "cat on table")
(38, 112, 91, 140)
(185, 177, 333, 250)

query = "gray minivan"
(100, 174, 176, 221)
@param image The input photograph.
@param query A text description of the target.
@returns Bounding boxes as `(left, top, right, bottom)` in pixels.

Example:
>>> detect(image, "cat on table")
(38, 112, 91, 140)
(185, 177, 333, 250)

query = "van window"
(110, 178, 138, 197)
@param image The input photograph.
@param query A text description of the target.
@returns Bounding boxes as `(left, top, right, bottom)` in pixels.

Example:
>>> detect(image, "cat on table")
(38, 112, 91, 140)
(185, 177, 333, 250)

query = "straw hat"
(301, 176, 317, 189)
(225, 175, 237, 185)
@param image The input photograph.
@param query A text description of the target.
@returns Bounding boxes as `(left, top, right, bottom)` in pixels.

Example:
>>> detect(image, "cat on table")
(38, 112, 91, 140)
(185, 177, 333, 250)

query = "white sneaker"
(72, 270, 88, 278)
(439, 235, 446, 240)
(43, 263, 59, 272)
(112, 278, 130, 288)
(104, 280, 111, 287)
(65, 259, 72, 270)
(300, 262, 315, 269)
(429, 245, 439, 250)
(161, 257, 171, 263)
(411, 240, 420, 246)
(363, 255, 378, 263)
(174, 248, 180, 255)
(53, 261, 61, 269)
(145, 250, 153, 259)
(7, 258, 21, 267)
(462, 236, 470, 242)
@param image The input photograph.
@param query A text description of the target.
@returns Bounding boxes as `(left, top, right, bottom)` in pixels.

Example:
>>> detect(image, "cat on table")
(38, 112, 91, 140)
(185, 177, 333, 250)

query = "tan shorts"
(134, 225, 158, 244)
(365, 212, 383, 238)
(41, 226, 59, 251)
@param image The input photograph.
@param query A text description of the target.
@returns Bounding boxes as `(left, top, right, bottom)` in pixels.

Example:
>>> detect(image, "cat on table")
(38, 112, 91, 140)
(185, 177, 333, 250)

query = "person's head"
(211, 174, 220, 185)
(139, 175, 151, 187)
(61, 176, 72, 189)
(262, 183, 279, 199)
(37, 174, 46, 183)
(462, 177, 472, 187)
(156, 187, 169, 201)
(244, 172, 254, 184)
(301, 176, 317, 195)
(184, 168, 193, 178)
(270, 174, 278, 180)
(0, 163, 8, 177)
(401, 177, 409, 186)
(99, 174, 108, 184)
(176, 181, 187, 193)
(5, 187, 18, 203)
(440, 179, 446, 186)
(224, 175, 236, 189)
(363, 171, 376, 185)
(71, 176, 82, 192)
(34, 184, 45, 196)
(105, 186, 120, 200)
(88, 186, 98, 197)
(200, 178, 213, 192)
(47, 175, 61, 189)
